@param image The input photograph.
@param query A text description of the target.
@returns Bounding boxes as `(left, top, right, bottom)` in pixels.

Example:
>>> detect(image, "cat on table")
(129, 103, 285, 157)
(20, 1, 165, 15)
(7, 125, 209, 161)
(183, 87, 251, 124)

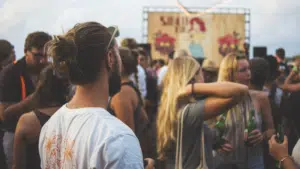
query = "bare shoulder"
(111, 86, 136, 106)
(19, 112, 37, 128)
(17, 112, 40, 138)
(249, 90, 268, 101)
(112, 86, 133, 100)
(120, 85, 135, 96)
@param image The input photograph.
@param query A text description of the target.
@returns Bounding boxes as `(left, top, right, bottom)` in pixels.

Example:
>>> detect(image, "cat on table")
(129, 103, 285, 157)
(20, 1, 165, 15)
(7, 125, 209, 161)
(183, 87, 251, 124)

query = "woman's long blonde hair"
(218, 53, 240, 82)
(156, 56, 200, 160)
(214, 52, 248, 124)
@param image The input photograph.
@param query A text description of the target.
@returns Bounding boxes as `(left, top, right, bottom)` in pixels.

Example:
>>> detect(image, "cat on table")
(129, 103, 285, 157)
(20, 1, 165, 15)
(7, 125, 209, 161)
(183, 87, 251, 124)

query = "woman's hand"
(247, 129, 264, 146)
(144, 158, 155, 169)
(217, 143, 233, 153)
(269, 135, 289, 161)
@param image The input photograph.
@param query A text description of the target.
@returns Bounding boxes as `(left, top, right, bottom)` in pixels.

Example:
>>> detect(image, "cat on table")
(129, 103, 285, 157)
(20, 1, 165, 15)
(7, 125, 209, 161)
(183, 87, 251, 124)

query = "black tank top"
(289, 91, 300, 130)
(107, 81, 146, 139)
(26, 110, 50, 169)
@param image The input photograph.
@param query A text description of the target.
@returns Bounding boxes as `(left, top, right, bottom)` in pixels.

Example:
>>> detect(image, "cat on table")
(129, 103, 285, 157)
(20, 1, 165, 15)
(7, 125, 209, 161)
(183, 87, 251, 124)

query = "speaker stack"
(253, 46, 267, 58)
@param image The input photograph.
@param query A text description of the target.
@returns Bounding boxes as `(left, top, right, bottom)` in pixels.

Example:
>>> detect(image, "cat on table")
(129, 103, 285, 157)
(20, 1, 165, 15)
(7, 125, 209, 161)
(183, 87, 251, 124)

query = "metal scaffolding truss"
(142, 6, 251, 44)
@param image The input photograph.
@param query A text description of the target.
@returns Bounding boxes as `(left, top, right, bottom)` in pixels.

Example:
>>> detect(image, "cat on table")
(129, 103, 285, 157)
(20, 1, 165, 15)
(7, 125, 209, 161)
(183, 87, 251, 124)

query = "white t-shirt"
(292, 139, 300, 167)
(39, 105, 143, 169)
(157, 66, 168, 86)
(130, 64, 147, 98)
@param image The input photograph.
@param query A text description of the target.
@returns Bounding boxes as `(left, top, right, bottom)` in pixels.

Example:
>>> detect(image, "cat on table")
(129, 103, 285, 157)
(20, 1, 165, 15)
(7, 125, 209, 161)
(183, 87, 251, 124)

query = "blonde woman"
(215, 53, 274, 169)
(156, 56, 248, 169)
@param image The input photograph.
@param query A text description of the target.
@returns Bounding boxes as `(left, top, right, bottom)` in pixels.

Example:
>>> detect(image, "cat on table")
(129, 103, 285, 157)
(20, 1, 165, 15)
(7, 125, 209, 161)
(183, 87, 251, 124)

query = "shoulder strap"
(107, 97, 116, 116)
(175, 104, 188, 169)
(122, 81, 144, 106)
(34, 110, 50, 126)
(199, 125, 208, 169)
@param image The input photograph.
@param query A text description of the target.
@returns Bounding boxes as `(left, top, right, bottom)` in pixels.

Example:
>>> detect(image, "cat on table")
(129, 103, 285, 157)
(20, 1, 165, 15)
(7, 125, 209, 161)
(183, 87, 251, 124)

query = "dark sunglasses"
(30, 50, 45, 58)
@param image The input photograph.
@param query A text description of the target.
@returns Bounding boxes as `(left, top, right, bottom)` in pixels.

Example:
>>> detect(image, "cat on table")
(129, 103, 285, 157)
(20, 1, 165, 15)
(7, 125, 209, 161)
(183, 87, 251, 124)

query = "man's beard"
(108, 62, 121, 97)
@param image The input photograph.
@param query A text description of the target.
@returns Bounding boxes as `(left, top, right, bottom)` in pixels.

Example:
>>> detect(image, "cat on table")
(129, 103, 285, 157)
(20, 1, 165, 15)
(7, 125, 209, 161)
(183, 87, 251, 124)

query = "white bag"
(175, 105, 209, 169)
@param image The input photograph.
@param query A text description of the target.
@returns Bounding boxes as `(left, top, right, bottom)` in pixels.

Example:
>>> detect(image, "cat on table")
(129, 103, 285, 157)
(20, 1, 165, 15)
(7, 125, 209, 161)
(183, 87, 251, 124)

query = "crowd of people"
(0, 21, 299, 169)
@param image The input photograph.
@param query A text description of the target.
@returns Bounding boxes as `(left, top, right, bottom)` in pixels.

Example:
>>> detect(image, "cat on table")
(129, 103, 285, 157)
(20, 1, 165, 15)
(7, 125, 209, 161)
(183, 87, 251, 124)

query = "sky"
(0, 0, 299, 58)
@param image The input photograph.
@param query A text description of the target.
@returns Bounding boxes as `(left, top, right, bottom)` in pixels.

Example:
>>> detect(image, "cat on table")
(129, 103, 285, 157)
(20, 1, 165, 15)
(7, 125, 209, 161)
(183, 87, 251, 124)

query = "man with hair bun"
(39, 22, 145, 169)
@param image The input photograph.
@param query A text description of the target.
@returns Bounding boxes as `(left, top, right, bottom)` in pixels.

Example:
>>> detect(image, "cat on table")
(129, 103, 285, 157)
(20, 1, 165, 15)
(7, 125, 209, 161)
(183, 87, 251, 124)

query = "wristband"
(191, 82, 195, 98)
(279, 155, 293, 167)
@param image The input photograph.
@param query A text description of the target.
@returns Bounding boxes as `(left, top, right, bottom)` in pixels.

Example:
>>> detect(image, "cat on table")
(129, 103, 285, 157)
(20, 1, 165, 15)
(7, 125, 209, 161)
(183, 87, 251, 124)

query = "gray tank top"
(217, 95, 263, 167)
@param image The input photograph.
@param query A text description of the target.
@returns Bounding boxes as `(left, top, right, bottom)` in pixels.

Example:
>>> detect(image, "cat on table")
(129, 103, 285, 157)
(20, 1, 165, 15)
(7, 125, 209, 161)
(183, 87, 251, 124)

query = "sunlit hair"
(157, 56, 200, 160)
(218, 52, 247, 82)
(173, 49, 189, 59)
(214, 52, 249, 125)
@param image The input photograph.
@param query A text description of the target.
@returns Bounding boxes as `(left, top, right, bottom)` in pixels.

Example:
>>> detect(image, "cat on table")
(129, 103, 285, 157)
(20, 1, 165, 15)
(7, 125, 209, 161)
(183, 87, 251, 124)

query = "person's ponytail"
(131, 49, 141, 92)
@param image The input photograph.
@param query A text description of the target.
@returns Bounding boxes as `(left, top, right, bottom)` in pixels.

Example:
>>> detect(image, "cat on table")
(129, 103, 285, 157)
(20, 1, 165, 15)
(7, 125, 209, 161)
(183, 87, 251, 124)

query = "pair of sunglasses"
(106, 26, 120, 51)
(30, 50, 45, 58)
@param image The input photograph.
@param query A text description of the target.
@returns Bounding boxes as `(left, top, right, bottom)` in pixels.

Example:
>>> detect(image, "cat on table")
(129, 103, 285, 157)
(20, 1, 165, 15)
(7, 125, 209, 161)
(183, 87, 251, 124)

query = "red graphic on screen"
(154, 31, 176, 55)
(218, 32, 241, 57)
(189, 17, 206, 32)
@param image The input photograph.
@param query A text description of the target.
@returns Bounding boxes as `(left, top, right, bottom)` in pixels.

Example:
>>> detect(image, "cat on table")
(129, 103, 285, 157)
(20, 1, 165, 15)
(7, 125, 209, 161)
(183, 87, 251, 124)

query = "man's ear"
(107, 50, 114, 71)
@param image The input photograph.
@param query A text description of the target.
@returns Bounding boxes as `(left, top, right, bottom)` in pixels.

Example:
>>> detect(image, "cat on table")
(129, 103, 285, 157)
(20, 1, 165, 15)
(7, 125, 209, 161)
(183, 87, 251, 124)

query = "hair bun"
(46, 35, 78, 79)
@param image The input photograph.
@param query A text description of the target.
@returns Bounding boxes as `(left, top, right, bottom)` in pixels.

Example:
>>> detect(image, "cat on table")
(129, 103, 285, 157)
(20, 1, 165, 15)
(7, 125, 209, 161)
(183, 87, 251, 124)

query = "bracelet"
(279, 155, 293, 167)
(191, 82, 195, 97)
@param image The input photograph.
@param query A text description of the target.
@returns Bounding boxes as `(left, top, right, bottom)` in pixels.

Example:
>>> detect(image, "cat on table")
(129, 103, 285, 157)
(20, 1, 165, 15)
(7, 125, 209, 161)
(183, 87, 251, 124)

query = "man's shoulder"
(1, 63, 16, 78)
(0, 58, 25, 81)
(162, 65, 168, 70)
(101, 133, 143, 167)
(0, 64, 21, 92)
(137, 65, 146, 75)
(39, 108, 143, 169)
(44, 107, 136, 136)
(160, 66, 168, 73)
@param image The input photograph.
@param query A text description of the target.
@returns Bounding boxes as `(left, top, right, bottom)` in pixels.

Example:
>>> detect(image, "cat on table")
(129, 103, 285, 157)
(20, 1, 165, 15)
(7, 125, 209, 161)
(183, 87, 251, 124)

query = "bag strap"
(175, 104, 189, 169)
(175, 104, 208, 169)
(199, 125, 208, 169)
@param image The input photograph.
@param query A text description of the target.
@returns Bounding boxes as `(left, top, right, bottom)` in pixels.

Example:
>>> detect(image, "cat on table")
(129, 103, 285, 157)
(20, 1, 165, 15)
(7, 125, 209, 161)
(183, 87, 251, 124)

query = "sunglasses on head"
(106, 26, 119, 51)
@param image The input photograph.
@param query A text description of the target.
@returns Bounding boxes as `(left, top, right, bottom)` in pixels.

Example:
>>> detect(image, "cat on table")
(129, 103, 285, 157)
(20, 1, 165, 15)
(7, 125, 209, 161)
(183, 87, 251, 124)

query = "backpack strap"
(33, 110, 50, 126)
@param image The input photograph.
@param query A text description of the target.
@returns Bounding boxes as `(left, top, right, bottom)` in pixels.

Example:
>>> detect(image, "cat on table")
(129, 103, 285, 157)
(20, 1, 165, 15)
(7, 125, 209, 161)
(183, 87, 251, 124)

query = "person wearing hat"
(202, 59, 218, 83)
